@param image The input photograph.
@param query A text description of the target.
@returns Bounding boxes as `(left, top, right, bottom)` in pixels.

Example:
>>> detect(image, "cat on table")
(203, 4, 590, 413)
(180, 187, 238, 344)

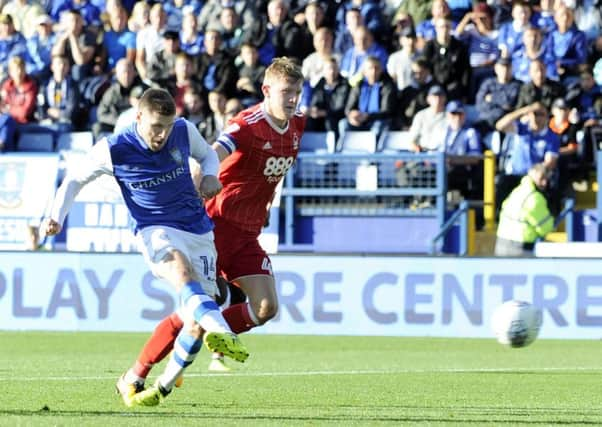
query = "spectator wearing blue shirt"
(495, 101, 560, 212)
(25, 14, 55, 82)
(339, 25, 388, 86)
(334, 6, 363, 56)
(103, 5, 136, 71)
(338, 55, 396, 149)
(531, 0, 556, 35)
(550, 5, 587, 86)
(0, 13, 27, 82)
(218, 6, 245, 57)
(335, 0, 385, 46)
(454, 2, 499, 102)
(51, 0, 102, 29)
(442, 100, 483, 202)
(497, 0, 532, 60)
(180, 9, 204, 56)
(475, 56, 522, 134)
(415, 0, 455, 51)
(512, 26, 558, 83)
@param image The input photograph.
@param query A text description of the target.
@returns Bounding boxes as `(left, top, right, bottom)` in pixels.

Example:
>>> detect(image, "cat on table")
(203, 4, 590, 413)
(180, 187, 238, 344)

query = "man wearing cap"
(441, 100, 483, 202)
(407, 84, 447, 152)
(25, 14, 55, 82)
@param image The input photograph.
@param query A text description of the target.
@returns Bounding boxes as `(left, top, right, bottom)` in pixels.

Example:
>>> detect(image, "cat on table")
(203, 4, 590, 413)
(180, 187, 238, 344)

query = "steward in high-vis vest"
(495, 163, 554, 256)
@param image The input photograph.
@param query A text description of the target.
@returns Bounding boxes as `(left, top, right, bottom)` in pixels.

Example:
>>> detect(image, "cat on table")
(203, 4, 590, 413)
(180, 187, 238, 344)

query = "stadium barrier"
(281, 151, 448, 253)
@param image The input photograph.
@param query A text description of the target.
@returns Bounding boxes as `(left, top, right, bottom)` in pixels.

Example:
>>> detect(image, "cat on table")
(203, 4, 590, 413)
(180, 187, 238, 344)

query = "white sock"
(157, 331, 202, 391)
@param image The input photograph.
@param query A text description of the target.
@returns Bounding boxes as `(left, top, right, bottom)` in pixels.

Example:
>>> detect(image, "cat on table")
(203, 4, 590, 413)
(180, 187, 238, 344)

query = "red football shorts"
(212, 216, 273, 282)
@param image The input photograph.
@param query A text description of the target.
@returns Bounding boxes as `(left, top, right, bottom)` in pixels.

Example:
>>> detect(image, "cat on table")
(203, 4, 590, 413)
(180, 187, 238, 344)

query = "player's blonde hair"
(263, 57, 303, 85)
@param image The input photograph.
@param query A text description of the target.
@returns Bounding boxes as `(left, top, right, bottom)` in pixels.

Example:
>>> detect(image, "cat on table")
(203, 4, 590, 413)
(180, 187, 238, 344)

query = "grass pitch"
(0, 332, 600, 426)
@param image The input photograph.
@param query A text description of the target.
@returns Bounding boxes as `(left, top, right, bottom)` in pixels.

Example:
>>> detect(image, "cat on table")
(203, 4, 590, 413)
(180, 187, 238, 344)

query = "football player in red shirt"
(117, 57, 306, 406)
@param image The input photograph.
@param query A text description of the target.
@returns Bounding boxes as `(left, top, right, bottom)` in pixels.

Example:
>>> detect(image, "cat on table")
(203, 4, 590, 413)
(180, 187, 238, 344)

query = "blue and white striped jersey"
(50, 118, 219, 235)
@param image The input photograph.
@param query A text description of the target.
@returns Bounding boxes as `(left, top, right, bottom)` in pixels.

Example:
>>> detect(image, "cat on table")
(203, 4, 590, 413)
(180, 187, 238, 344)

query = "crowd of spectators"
(0, 0, 602, 215)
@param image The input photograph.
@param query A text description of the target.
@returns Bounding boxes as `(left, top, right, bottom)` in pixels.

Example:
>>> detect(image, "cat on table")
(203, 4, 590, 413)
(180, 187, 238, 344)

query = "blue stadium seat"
(300, 131, 336, 153)
(17, 132, 54, 152)
(335, 131, 377, 186)
(380, 130, 412, 152)
(296, 132, 337, 186)
(56, 131, 94, 152)
(338, 131, 377, 153)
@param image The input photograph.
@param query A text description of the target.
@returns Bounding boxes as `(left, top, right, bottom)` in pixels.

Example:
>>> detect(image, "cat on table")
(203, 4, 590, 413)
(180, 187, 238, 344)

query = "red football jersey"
(206, 103, 306, 234)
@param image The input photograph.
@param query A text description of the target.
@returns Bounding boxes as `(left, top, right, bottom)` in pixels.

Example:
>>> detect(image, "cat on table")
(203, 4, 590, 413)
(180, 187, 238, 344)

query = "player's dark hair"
(138, 88, 176, 116)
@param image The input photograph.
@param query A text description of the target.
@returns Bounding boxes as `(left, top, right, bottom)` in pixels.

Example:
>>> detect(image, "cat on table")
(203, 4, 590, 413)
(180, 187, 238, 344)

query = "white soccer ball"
(491, 300, 542, 348)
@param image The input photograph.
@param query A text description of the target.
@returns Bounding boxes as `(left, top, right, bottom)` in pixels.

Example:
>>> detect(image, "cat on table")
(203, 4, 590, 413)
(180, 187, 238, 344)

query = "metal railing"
(280, 152, 447, 251)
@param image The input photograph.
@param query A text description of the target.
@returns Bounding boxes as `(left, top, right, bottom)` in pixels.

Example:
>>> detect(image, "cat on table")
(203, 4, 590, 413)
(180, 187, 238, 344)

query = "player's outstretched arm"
(44, 139, 114, 237)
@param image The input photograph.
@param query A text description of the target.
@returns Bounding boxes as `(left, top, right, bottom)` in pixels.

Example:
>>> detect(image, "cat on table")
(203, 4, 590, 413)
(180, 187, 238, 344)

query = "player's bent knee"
(256, 300, 278, 324)
(186, 322, 204, 339)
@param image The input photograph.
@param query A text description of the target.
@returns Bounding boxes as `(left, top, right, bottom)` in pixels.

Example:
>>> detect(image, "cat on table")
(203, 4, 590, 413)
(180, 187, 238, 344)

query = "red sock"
(133, 312, 184, 378)
(222, 303, 256, 334)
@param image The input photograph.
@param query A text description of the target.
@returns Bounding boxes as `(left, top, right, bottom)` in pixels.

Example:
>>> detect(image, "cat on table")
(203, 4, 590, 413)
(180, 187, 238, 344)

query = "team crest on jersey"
(169, 148, 183, 165)
(293, 133, 299, 150)
(262, 141, 272, 150)
(0, 161, 26, 208)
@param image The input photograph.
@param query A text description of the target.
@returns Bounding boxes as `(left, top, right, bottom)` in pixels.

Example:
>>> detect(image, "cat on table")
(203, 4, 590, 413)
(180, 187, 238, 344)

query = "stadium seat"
(338, 131, 377, 153)
(380, 131, 412, 152)
(56, 131, 94, 152)
(296, 132, 337, 187)
(17, 132, 54, 152)
(300, 131, 336, 153)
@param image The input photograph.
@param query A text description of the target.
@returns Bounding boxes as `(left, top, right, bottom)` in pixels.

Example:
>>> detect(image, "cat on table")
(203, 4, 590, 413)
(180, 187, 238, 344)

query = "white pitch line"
(0, 366, 600, 382)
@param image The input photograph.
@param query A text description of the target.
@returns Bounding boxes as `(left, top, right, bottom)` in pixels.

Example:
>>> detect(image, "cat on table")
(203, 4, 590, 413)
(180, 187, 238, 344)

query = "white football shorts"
(137, 225, 218, 297)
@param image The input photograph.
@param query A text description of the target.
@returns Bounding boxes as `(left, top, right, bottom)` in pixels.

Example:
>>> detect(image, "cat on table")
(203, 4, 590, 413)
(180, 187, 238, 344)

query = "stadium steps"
(473, 229, 496, 256)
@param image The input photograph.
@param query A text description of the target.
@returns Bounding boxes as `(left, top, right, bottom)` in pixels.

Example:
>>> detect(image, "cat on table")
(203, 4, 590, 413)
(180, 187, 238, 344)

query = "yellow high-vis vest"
(496, 176, 554, 244)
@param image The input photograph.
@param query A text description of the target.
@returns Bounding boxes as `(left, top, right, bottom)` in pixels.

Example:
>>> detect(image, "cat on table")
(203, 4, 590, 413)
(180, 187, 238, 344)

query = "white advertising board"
(0, 154, 60, 250)
(0, 253, 601, 339)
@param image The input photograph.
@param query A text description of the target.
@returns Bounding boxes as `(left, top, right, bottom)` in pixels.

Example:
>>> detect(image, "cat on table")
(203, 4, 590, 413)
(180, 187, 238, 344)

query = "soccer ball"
(491, 300, 542, 348)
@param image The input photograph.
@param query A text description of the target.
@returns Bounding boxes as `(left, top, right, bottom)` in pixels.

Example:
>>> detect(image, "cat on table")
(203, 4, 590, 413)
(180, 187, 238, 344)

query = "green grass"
(0, 332, 600, 426)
